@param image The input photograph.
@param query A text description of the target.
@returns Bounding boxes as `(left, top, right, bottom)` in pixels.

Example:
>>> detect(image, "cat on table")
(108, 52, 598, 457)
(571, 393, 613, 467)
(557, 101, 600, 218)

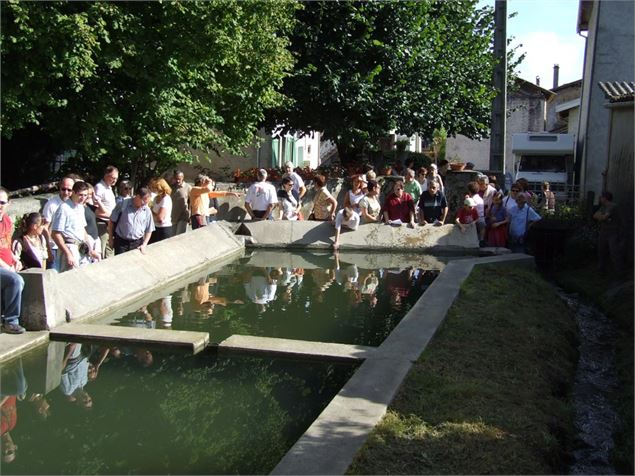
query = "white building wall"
(578, 0, 635, 199)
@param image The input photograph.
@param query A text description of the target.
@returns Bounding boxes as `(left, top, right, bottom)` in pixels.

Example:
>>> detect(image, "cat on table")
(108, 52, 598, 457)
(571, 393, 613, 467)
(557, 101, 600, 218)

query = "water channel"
(103, 250, 443, 346)
(1, 250, 445, 474)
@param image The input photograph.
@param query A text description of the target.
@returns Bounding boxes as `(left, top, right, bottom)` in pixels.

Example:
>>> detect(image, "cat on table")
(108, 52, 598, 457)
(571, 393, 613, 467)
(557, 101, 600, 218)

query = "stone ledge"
(50, 324, 209, 354)
(217, 335, 375, 362)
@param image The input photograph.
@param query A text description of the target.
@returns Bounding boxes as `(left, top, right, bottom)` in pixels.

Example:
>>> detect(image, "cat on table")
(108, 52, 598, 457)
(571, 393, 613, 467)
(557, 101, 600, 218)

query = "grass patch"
(555, 260, 634, 475)
(348, 265, 578, 475)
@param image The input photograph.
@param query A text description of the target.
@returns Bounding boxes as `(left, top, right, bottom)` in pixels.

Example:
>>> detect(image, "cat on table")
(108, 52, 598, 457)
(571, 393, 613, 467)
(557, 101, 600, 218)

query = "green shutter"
(272, 138, 280, 167)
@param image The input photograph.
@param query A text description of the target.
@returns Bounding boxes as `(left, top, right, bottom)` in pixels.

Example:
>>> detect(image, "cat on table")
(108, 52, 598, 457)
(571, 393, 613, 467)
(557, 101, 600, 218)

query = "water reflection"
(0, 342, 355, 474)
(110, 251, 440, 346)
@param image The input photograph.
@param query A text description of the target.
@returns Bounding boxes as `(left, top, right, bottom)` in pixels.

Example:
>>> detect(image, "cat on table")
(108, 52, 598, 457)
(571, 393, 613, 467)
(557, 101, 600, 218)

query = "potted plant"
(449, 156, 466, 171)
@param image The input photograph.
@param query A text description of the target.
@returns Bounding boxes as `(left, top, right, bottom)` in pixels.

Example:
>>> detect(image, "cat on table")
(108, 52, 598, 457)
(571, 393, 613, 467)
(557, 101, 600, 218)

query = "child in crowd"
(12, 212, 49, 269)
(455, 197, 479, 233)
(486, 192, 509, 247)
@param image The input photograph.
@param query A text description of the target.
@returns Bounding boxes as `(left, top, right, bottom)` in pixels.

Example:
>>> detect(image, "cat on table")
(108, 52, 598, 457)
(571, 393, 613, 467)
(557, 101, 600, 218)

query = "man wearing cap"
(455, 196, 479, 233)
(283, 162, 306, 200)
(245, 169, 278, 221)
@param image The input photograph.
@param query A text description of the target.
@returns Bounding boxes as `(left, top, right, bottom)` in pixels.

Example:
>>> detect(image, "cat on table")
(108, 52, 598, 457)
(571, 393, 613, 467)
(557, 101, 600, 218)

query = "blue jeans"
(0, 268, 24, 326)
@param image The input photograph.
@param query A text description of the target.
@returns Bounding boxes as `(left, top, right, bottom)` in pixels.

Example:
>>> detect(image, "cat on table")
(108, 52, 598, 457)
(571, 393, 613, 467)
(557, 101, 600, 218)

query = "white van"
(511, 133, 575, 197)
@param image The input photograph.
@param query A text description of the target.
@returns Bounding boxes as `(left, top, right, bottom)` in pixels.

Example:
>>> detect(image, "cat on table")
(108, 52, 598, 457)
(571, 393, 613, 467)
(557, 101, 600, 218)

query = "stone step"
(217, 335, 375, 362)
(50, 324, 209, 354)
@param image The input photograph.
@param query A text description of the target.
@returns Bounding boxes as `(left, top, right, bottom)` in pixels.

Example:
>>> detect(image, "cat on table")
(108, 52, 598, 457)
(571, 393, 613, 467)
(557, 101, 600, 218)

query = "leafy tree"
(265, 0, 500, 163)
(1, 1, 296, 183)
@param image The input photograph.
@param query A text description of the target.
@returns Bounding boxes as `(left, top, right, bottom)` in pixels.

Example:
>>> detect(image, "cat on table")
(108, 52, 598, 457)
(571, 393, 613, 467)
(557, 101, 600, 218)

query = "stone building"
(445, 78, 554, 176)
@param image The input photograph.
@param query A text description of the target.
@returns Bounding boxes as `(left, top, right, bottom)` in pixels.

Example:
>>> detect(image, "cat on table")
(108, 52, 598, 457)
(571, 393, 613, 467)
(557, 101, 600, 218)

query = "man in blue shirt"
(508, 194, 541, 252)
(108, 187, 155, 255)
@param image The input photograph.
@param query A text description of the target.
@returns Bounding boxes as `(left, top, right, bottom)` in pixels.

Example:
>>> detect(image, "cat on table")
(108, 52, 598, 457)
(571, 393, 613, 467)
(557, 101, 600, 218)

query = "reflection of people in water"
(308, 267, 335, 303)
(60, 343, 93, 409)
(0, 359, 27, 464)
(278, 267, 304, 305)
(384, 268, 414, 306)
(358, 269, 379, 308)
(191, 275, 243, 316)
(243, 267, 281, 313)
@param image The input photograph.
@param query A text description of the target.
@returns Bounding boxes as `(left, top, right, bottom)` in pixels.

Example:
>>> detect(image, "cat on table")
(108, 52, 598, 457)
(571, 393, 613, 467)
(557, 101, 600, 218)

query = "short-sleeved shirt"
(42, 195, 65, 224)
(508, 204, 541, 238)
(457, 207, 479, 224)
(472, 194, 485, 222)
(110, 198, 155, 240)
(382, 192, 415, 223)
(347, 190, 365, 213)
(335, 209, 360, 231)
(404, 180, 422, 203)
(171, 182, 192, 223)
(152, 194, 173, 228)
(245, 181, 278, 211)
(288, 172, 305, 196)
(277, 189, 299, 220)
(51, 200, 87, 242)
(312, 188, 335, 220)
(0, 214, 15, 266)
(358, 195, 381, 223)
(189, 186, 211, 217)
(94, 180, 117, 220)
(418, 190, 448, 223)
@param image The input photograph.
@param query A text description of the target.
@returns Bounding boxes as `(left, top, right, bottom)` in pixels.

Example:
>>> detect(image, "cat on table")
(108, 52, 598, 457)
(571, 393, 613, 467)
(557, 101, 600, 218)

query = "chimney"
(553, 64, 560, 89)
(536, 76, 540, 86)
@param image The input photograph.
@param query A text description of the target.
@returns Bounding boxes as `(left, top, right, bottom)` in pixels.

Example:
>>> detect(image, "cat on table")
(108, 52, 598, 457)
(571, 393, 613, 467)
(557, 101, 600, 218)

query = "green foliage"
(266, 0, 498, 162)
(1, 1, 296, 182)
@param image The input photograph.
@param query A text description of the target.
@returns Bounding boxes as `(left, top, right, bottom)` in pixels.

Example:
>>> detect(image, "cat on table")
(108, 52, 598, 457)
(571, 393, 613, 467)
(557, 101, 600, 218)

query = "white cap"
(464, 197, 477, 207)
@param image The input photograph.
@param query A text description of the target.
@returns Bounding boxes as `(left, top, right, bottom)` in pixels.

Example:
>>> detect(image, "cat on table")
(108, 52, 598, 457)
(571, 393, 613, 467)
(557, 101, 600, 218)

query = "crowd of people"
(0, 158, 622, 335)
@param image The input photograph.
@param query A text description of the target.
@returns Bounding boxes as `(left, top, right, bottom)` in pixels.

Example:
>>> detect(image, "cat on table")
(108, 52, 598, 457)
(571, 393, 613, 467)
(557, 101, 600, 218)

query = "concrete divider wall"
(21, 223, 244, 330)
(237, 220, 479, 252)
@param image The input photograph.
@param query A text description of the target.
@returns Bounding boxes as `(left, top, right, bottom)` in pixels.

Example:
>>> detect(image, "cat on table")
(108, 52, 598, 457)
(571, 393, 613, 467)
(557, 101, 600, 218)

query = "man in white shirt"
(93, 165, 119, 258)
(333, 207, 360, 250)
(42, 176, 75, 271)
(51, 181, 100, 272)
(284, 161, 306, 200)
(244, 169, 278, 220)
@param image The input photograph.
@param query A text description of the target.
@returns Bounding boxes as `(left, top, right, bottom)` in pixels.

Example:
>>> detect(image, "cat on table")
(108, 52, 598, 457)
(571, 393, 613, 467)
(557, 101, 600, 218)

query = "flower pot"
(450, 163, 466, 171)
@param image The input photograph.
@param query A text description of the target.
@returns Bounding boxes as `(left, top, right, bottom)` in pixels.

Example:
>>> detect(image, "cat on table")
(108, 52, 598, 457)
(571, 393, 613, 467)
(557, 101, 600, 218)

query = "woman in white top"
(277, 177, 300, 220)
(149, 177, 173, 243)
(344, 174, 366, 214)
(358, 180, 382, 224)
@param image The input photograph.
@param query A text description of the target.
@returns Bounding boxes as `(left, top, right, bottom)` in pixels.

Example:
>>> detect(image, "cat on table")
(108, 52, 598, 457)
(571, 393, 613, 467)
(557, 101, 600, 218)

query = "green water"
(112, 250, 441, 346)
(0, 344, 355, 475)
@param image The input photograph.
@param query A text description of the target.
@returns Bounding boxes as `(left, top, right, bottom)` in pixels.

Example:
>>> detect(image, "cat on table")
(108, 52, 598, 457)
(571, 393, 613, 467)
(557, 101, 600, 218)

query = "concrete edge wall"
(237, 220, 480, 252)
(272, 254, 534, 475)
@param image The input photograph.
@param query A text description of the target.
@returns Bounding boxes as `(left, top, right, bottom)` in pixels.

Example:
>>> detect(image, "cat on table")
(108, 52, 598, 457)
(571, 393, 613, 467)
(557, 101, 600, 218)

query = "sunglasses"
(0, 200, 7, 205)
(61, 188, 73, 192)
(511, 189, 519, 192)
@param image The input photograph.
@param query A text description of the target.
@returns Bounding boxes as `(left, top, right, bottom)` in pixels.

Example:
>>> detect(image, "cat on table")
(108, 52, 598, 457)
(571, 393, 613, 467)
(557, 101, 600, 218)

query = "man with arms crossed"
(93, 165, 119, 258)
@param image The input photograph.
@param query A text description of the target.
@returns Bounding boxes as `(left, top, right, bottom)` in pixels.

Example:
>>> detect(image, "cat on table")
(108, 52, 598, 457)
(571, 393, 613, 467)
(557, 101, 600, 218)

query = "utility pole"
(489, 0, 507, 172)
